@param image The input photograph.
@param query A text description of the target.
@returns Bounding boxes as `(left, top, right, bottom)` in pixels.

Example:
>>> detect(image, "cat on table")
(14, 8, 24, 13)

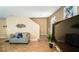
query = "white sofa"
(9, 32, 30, 43)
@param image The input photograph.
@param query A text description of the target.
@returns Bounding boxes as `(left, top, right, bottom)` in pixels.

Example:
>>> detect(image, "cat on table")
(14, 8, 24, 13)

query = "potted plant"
(47, 32, 53, 48)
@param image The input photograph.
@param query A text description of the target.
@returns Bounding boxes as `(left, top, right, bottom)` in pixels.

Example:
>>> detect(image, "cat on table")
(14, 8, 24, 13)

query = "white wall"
(7, 16, 40, 41)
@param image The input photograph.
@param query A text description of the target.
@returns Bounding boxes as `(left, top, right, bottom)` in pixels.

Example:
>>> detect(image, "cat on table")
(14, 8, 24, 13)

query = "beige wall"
(48, 7, 64, 22)
(7, 16, 40, 41)
(0, 18, 7, 38)
(31, 18, 48, 35)
(47, 7, 64, 33)
(51, 7, 64, 22)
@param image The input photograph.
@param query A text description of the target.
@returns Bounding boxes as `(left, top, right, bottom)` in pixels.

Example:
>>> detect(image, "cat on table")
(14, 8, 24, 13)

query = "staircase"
(7, 16, 40, 41)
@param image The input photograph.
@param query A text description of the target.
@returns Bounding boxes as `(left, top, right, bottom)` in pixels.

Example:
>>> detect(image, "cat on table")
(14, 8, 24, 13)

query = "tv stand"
(55, 42, 79, 52)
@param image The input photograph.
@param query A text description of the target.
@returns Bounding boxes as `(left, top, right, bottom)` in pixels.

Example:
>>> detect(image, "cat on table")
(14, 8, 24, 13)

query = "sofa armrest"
(10, 34, 15, 38)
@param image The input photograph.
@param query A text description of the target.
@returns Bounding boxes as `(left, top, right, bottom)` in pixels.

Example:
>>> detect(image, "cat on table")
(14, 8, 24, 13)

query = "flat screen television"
(52, 15, 79, 47)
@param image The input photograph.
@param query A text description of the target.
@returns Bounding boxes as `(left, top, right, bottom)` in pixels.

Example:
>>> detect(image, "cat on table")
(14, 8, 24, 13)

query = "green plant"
(47, 32, 52, 42)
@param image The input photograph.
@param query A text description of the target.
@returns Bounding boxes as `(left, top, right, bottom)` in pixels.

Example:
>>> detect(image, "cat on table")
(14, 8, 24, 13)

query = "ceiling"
(0, 6, 61, 18)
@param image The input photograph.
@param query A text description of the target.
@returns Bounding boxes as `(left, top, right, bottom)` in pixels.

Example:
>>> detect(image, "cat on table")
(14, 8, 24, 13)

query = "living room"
(0, 6, 79, 52)
(1, 0, 79, 59)
(0, 6, 60, 52)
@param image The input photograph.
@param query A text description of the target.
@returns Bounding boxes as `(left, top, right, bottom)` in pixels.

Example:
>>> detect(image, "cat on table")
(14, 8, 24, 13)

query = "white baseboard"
(54, 42, 62, 52)
(40, 34, 47, 36)
(0, 37, 7, 39)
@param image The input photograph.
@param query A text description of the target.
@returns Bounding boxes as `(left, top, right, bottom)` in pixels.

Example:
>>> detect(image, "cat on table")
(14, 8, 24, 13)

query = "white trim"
(54, 42, 62, 52)
(55, 45, 61, 52)
(0, 37, 7, 38)
(40, 34, 47, 36)
(0, 37, 7, 39)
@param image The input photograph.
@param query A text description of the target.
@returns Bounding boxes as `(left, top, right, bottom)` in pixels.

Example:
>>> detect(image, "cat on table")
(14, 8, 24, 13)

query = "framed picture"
(64, 6, 77, 19)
